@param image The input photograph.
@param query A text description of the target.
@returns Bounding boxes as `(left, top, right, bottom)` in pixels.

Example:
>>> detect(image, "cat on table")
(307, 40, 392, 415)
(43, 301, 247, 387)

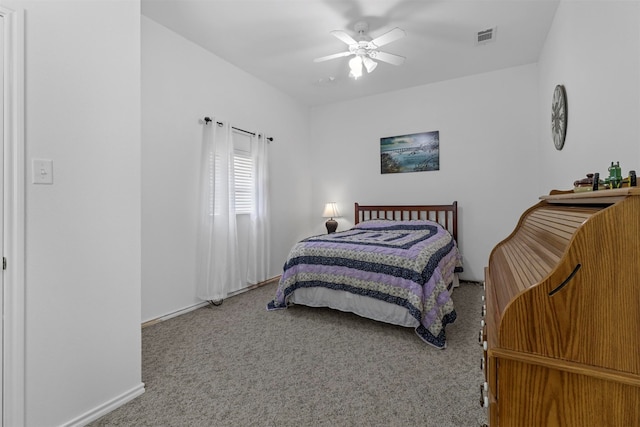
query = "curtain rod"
(232, 126, 255, 136)
(203, 116, 274, 142)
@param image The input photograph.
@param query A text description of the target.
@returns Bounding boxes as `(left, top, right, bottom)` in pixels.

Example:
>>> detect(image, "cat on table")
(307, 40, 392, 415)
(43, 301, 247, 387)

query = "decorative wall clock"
(551, 84, 567, 150)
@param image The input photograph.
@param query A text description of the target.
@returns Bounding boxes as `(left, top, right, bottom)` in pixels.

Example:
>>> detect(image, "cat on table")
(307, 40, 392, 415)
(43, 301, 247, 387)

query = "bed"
(267, 202, 462, 348)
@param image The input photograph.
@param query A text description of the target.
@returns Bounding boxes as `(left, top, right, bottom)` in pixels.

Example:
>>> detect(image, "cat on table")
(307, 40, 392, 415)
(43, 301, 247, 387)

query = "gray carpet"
(91, 281, 487, 426)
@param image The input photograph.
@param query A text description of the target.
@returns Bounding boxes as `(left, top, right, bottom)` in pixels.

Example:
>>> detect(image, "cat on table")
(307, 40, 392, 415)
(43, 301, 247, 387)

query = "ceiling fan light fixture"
(362, 56, 378, 73)
(315, 21, 406, 80)
(348, 56, 363, 79)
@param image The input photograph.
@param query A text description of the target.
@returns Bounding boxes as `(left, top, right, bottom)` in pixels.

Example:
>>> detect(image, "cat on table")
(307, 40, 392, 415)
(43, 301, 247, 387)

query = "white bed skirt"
(289, 274, 459, 328)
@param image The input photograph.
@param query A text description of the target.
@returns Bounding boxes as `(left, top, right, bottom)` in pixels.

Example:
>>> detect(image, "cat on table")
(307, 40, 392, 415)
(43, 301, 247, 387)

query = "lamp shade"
(362, 56, 378, 73)
(322, 202, 340, 218)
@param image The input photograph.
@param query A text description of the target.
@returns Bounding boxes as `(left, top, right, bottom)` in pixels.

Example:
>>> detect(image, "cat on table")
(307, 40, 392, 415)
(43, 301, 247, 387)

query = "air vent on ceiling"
(476, 27, 497, 45)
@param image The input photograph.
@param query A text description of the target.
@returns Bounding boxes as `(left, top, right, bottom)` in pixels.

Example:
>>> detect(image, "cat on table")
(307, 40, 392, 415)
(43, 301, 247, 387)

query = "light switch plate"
(32, 159, 53, 184)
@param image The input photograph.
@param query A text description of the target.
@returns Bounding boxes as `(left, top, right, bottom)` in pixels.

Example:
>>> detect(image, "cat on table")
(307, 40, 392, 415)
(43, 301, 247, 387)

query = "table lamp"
(322, 202, 340, 234)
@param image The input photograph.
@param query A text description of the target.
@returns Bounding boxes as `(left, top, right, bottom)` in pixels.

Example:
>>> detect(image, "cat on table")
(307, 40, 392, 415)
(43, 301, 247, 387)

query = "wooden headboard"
(354, 201, 458, 242)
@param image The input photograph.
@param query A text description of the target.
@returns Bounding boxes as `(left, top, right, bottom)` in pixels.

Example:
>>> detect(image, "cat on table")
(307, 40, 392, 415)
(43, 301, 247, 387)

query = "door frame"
(0, 5, 25, 427)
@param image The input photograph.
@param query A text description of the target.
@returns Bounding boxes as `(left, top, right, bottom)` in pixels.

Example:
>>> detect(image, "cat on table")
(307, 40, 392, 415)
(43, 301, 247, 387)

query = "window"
(233, 150, 253, 214)
(206, 130, 256, 216)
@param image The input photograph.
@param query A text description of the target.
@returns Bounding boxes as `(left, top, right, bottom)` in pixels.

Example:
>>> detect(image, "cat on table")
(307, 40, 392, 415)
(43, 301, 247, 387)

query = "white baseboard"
(141, 276, 281, 328)
(142, 301, 210, 328)
(62, 382, 145, 427)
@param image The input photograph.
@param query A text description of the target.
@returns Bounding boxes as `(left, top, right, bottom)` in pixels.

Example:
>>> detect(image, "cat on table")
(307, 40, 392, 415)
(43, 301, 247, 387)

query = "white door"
(0, 13, 5, 423)
(0, 6, 24, 425)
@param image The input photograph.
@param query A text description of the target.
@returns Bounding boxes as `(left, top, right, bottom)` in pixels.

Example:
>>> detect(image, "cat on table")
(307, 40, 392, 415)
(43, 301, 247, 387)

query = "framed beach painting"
(380, 130, 440, 174)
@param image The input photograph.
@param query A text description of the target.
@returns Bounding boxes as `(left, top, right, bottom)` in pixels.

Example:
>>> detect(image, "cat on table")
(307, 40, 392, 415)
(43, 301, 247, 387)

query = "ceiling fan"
(314, 21, 406, 79)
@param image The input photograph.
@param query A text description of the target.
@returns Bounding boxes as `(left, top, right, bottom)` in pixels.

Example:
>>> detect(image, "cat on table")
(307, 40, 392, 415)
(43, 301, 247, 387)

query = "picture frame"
(380, 130, 440, 174)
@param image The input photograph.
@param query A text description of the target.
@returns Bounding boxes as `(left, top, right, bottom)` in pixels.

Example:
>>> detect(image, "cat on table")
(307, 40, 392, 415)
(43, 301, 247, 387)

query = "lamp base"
(325, 218, 338, 234)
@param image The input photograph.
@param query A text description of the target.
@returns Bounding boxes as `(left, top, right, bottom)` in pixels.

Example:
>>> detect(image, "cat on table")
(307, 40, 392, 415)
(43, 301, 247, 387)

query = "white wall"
(0, 1, 143, 426)
(309, 65, 540, 281)
(141, 17, 312, 322)
(537, 0, 640, 191)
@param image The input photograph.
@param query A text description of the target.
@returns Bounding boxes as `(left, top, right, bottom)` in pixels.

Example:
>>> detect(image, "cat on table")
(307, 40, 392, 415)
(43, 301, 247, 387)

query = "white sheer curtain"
(246, 133, 271, 284)
(196, 120, 241, 302)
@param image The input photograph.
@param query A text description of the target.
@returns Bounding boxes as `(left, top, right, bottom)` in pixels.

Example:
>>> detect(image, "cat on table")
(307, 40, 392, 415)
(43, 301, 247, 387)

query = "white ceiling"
(141, 0, 560, 107)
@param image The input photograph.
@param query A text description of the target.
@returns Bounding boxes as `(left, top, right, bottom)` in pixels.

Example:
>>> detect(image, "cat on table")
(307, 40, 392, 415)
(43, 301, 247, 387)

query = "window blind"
(234, 151, 253, 214)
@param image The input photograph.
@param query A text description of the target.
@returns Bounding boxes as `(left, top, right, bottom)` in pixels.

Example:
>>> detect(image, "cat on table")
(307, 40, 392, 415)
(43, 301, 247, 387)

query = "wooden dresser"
(481, 188, 640, 426)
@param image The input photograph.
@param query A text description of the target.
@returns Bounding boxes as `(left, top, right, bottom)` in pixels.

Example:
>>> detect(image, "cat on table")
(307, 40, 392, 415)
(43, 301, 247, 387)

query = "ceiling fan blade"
(330, 30, 358, 46)
(313, 51, 352, 63)
(370, 27, 406, 48)
(369, 51, 406, 66)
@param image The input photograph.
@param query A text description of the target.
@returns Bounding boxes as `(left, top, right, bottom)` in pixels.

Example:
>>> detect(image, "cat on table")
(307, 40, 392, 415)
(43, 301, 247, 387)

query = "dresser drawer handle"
(549, 263, 582, 296)
(479, 384, 489, 408)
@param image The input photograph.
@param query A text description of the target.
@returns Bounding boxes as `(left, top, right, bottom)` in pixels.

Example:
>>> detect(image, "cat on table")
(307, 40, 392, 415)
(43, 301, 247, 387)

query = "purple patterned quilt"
(267, 219, 462, 348)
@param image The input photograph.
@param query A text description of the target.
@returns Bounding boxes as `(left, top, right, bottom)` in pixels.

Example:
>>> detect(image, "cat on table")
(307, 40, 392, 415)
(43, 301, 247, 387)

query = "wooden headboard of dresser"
(354, 201, 458, 241)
